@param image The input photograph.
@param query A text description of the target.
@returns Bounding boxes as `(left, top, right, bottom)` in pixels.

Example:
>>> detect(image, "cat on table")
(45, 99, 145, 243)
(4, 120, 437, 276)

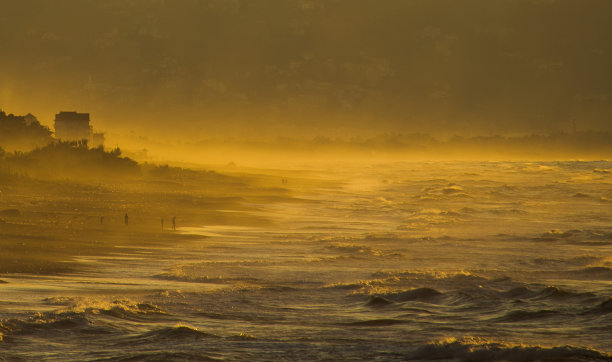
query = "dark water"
(2, 161, 612, 361)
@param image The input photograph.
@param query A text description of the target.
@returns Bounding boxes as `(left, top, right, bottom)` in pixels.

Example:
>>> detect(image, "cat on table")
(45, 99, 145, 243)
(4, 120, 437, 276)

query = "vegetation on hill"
(2, 141, 140, 180)
(0, 110, 53, 151)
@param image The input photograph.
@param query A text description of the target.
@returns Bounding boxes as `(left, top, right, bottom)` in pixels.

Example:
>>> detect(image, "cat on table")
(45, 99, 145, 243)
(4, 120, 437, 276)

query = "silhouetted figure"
(161, 217, 164, 230)
(100, 216, 104, 225)
(124, 213, 129, 226)
(172, 216, 176, 230)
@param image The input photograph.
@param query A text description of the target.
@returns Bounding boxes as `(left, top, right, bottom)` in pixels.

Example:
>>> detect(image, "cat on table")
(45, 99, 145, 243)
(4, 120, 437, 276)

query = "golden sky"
(1, 0, 611, 139)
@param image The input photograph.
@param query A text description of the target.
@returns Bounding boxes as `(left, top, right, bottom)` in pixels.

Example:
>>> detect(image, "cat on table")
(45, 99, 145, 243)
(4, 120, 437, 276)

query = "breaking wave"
(44, 298, 166, 319)
(407, 338, 612, 361)
(0, 312, 108, 338)
(0, 298, 168, 342)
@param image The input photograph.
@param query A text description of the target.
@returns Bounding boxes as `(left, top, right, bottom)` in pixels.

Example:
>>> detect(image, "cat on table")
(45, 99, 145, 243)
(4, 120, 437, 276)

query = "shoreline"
(0, 171, 284, 275)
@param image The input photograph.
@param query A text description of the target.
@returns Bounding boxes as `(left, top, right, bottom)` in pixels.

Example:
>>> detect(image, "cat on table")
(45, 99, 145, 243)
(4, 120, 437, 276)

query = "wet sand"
(0, 169, 289, 275)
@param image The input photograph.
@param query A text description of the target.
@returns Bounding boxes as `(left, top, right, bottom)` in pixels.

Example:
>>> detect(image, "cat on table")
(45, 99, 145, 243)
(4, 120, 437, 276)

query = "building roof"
(54, 111, 90, 124)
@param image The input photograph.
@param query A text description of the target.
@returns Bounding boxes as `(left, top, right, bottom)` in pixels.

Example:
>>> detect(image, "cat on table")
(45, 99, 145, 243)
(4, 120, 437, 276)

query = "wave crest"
(0, 311, 105, 337)
(583, 297, 612, 315)
(409, 337, 611, 361)
(140, 325, 219, 341)
(490, 309, 560, 323)
(571, 266, 612, 279)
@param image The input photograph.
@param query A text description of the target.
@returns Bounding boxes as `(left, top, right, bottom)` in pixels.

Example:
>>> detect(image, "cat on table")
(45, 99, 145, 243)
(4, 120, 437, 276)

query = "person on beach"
(124, 213, 128, 226)
(100, 216, 104, 225)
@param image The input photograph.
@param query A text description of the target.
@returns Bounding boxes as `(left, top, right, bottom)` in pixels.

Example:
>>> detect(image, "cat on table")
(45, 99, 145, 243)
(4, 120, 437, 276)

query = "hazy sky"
(1, 0, 611, 139)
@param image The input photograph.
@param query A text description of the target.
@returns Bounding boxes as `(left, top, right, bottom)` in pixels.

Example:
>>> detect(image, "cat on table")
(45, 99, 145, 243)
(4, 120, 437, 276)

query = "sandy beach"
(0, 168, 293, 275)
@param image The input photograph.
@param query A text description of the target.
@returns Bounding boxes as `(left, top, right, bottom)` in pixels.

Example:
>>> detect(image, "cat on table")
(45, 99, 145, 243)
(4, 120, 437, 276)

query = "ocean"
(1, 161, 612, 361)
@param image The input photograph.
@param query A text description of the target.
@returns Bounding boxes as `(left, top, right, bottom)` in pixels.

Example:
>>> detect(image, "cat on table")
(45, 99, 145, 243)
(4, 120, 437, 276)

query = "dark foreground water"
(2, 161, 612, 361)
